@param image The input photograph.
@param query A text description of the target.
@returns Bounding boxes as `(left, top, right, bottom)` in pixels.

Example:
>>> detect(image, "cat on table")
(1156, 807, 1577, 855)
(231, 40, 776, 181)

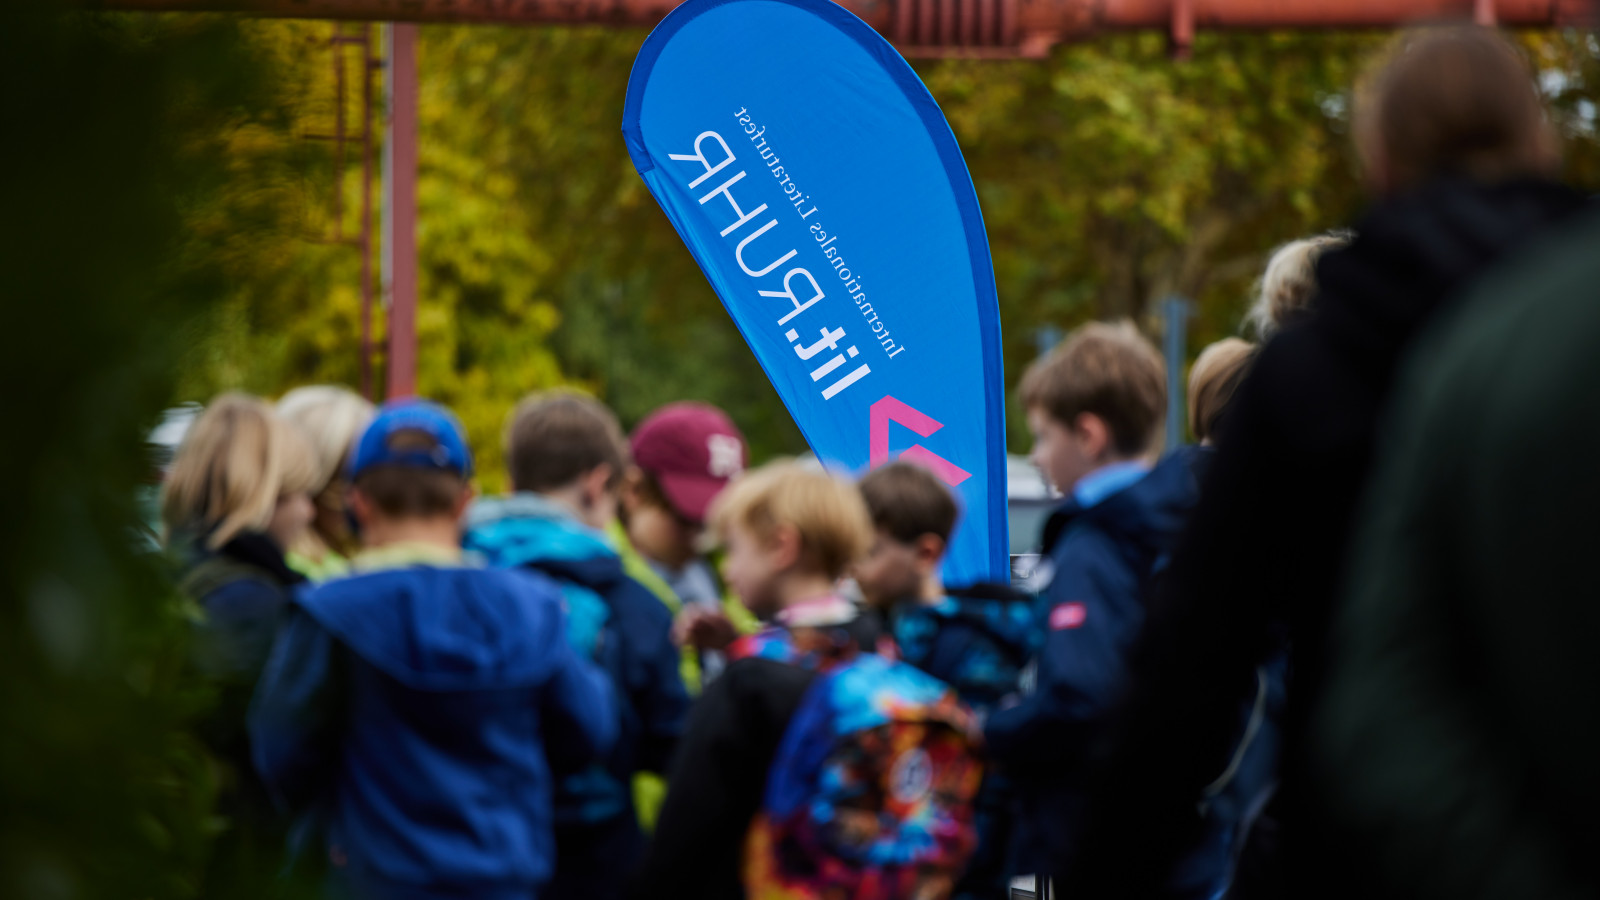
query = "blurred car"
(136, 403, 201, 550)
(1006, 453, 1057, 587)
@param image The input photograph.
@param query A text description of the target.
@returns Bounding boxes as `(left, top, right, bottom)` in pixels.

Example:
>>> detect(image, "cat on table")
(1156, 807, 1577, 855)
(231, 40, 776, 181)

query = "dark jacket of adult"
(178, 530, 306, 831)
(1317, 208, 1600, 900)
(1060, 177, 1589, 898)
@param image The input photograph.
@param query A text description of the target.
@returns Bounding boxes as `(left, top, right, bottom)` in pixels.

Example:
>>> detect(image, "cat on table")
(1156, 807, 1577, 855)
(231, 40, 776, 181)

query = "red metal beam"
(385, 22, 418, 401)
(94, 0, 1594, 57)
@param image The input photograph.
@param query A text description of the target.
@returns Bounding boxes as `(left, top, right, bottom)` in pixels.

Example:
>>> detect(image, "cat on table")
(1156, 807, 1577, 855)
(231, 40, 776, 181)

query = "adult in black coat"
(1317, 205, 1600, 900)
(1059, 26, 1589, 899)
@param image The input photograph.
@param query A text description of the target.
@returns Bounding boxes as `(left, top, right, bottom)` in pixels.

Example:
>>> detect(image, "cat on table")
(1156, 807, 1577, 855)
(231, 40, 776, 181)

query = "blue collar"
(1072, 460, 1152, 509)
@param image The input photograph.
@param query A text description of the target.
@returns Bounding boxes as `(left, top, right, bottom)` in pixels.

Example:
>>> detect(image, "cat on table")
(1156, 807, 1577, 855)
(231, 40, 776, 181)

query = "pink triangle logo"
(868, 395, 972, 487)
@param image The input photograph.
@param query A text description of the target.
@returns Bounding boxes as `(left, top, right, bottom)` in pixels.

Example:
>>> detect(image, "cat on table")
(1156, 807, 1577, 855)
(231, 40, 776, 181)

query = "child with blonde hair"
(1245, 233, 1349, 340)
(163, 392, 319, 671)
(161, 392, 320, 852)
(276, 384, 375, 580)
(1187, 337, 1257, 445)
(634, 461, 981, 900)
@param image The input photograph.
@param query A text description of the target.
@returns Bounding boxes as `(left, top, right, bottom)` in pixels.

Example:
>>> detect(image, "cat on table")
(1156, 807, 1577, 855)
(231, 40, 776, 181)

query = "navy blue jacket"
(985, 448, 1206, 878)
(464, 496, 688, 899)
(250, 555, 618, 900)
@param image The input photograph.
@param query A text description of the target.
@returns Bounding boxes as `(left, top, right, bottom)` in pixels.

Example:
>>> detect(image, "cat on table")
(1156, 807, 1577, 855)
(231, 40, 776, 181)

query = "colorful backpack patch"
(730, 622, 861, 671)
(743, 653, 983, 900)
(890, 593, 1036, 715)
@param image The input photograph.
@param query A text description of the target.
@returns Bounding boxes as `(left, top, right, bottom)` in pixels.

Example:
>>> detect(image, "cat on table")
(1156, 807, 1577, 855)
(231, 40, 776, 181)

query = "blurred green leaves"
(0, 9, 272, 897)
(177, 23, 1600, 463)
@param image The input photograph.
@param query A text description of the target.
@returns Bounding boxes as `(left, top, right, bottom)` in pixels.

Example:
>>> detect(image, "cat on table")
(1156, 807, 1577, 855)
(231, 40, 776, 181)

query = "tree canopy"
(180, 21, 1600, 482)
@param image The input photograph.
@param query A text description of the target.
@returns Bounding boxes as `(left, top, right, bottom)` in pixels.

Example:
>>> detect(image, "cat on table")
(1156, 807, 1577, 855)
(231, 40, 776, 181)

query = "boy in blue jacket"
(463, 391, 688, 900)
(854, 460, 1036, 900)
(983, 322, 1211, 890)
(250, 400, 617, 900)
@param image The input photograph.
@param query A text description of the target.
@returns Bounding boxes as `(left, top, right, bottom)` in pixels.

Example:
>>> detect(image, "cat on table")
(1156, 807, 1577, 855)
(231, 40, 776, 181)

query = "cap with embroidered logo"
(350, 399, 473, 479)
(630, 402, 747, 524)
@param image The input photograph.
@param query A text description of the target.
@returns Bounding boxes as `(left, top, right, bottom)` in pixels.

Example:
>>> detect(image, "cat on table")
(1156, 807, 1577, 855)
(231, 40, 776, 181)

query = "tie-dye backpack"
(742, 650, 984, 900)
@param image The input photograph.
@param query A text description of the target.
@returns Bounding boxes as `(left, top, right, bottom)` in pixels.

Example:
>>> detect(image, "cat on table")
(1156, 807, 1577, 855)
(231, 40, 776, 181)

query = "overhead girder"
(93, 0, 1595, 57)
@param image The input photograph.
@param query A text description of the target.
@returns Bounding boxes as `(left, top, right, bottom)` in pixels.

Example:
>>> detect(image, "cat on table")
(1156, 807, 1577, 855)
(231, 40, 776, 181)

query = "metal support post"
(384, 22, 418, 400)
(1160, 295, 1192, 450)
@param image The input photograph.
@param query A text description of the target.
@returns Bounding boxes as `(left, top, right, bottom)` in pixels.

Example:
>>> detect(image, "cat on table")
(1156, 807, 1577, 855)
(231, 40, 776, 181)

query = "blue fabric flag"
(622, 0, 1009, 584)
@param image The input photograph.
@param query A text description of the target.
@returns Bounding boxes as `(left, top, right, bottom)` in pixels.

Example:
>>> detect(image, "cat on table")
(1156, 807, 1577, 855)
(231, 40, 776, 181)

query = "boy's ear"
(770, 523, 803, 571)
(913, 533, 946, 569)
(580, 463, 615, 507)
(1071, 412, 1113, 462)
(348, 486, 377, 529)
(452, 483, 476, 522)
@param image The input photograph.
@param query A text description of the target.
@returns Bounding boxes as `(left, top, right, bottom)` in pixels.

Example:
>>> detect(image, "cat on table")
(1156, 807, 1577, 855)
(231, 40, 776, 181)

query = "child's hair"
(710, 460, 873, 581)
(277, 385, 375, 492)
(353, 429, 468, 519)
(162, 392, 320, 549)
(1188, 338, 1257, 444)
(1019, 321, 1166, 457)
(857, 462, 958, 546)
(1246, 233, 1350, 339)
(1354, 24, 1558, 191)
(505, 390, 629, 493)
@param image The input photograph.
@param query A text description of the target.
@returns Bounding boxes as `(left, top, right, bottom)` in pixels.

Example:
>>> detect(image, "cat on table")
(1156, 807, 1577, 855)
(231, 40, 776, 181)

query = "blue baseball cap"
(350, 399, 473, 479)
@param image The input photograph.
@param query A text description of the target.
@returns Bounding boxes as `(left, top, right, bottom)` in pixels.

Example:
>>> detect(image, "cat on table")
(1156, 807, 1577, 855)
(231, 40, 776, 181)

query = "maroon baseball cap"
(630, 402, 748, 524)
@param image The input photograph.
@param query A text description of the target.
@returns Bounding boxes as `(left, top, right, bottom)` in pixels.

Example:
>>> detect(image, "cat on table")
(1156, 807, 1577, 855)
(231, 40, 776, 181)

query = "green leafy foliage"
(180, 23, 1600, 461)
(921, 31, 1382, 443)
(0, 10, 285, 897)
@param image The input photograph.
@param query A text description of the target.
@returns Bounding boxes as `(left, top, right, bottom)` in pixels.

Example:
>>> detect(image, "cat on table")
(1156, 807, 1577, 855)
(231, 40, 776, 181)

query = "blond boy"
(629, 461, 873, 900)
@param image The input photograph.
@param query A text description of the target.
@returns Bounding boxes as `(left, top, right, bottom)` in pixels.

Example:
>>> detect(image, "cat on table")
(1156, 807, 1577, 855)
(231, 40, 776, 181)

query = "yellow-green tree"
(181, 23, 1600, 461)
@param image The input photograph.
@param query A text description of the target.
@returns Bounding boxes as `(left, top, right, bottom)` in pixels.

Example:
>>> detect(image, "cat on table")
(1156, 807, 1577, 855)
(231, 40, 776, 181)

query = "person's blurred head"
(162, 392, 319, 552)
(1355, 24, 1559, 196)
(1020, 321, 1166, 495)
(348, 400, 474, 547)
(505, 390, 629, 530)
(622, 402, 747, 569)
(710, 461, 872, 619)
(854, 462, 958, 610)
(1188, 338, 1257, 445)
(276, 385, 375, 558)
(1247, 233, 1351, 339)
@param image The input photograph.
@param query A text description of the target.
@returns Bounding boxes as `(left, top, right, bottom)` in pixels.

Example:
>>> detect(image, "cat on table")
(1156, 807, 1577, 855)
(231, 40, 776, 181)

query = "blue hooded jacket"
(985, 447, 1207, 881)
(250, 551, 618, 900)
(463, 497, 688, 892)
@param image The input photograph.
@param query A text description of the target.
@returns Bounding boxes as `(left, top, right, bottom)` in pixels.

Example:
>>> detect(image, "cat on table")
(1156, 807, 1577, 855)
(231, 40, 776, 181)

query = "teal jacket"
(464, 497, 688, 844)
